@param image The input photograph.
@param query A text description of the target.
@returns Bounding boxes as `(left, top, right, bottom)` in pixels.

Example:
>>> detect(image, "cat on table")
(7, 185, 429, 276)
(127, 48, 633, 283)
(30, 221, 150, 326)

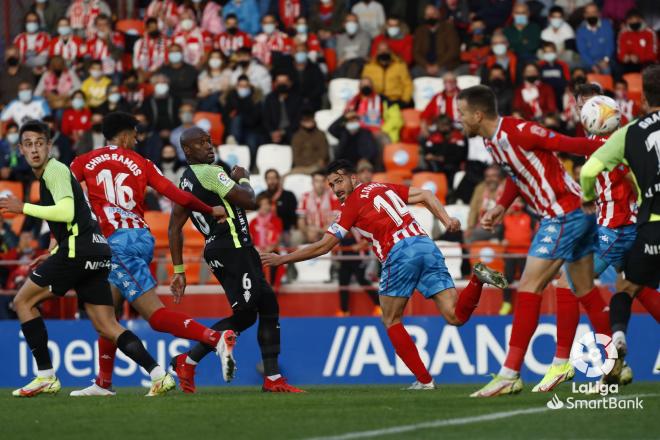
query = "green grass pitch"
(1, 382, 658, 440)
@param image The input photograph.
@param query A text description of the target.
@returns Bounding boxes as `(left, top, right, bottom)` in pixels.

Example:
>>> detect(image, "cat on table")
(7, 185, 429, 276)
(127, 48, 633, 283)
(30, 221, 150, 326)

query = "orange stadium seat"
(0, 181, 24, 219)
(623, 72, 643, 104)
(587, 73, 614, 92)
(165, 250, 201, 284)
(372, 171, 408, 185)
(194, 112, 224, 145)
(400, 108, 421, 143)
(468, 241, 505, 273)
(411, 172, 448, 204)
(29, 181, 40, 203)
(143, 211, 169, 250)
(115, 19, 144, 35)
(183, 218, 206, 250)
(383, 143, 419, 173)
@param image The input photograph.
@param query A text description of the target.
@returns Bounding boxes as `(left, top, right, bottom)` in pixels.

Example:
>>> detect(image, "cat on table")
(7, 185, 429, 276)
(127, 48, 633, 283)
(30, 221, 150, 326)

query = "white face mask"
(296, 24, 307, 35)
(72, 97, 85, 109)
(542, 52, 557, 63)
(550, 17, 563, 29)
(181, 19, 194, 31)
(7, 133, 19, 145)
(263, 23, 276, 35)
(387, 26, 400, 38)
(168, 52, 183, 64)
(345, 21, 358, 35)
(90, 70, 102, 79)
(346, 121, 360, 132)
(26, 22, 39, 33)
(492, 43, 507, 56)
(18, 89, 32, 103)
(237, 87, 251, 98)
(58, 26, 71, 36)
(154, 83, 169, 96)
(108, 93, 121, 103)
(208, 58, 222, 69)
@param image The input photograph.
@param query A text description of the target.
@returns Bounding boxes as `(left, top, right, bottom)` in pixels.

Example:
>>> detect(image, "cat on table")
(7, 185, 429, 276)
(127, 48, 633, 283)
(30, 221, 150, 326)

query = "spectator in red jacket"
(420, 71, 461, 135)
(215, 13, 253, 58)
(370, 16, 413, 65)
(48, 17, 84, 67)
(617, 9, 658, 73)
(61, 89, 92, 142)
(513, 62, 557, 121)
(250, 193, 285, 290)
(614, 79, 640, 121)
(483, 32, 518, 85)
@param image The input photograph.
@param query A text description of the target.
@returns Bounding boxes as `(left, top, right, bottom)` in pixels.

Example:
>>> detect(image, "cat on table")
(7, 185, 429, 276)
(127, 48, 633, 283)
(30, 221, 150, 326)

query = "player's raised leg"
(12, 280, 62, 397)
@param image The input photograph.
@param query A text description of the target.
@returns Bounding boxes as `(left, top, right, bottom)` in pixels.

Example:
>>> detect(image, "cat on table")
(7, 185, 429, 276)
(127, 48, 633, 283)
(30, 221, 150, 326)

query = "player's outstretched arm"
(261, 233, 340, 266)
(407, 187, 461, 232)
(519, 122, 603, 156)
(168, 203, 191, 304)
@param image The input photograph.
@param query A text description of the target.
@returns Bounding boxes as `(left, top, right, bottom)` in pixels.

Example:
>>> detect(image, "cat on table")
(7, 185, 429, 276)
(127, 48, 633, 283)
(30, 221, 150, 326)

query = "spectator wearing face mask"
(156, 43, 199, 102)
(421, 113, 466, 182)
(0, 47, 36, 107)
(252, 15, 294, 69)
(61, 89, 91, 142)
(263, 73, 302, 144)
(0, 82, 50, 132)
(32, 0, 67, 35)
(250, 193, 286, 290)
(42, 115, 74, 165)
(277, 0, 302, 31)
(290, 110, 330, 174)
(513, 62, 557, 121)
(484, 32, 518, 84)
(617, 9, 658, 74)
(14, 12, 51, 69)
(133, 18, 171, 77)
(297, 170, 341, 244)
(540, 6, 577, 65)
(503, 2, 541, 63)
(614, 79, 640, 121)
(97, 84, 131, 115)
(74, 111, 105, 154)
(34, 55, 80, 117)
(486, 64, 514, 115)
(159, 144, 185, 185)
(466, 164, 505, 243)
(576, 3, 615, 74)
(371, 16, 413, 66)
(309, 0, 347, 33)
(193, 0, 223, 35)
(0, 123, 30, 181)
(215, 14, 253, 58)
(460, 18, 491, 75)
(538, 42, 570, 111)
(172, 9, 213, 67)
(48, 17, 84, 67)
(119, 71, 148, 112)
(292, 16, 322, 61)
(362, 42, 412, 108)
(66, 0, 111, 37)
(170, 103, 198, 160)
(230, 46, 271, 95)
(420, 72, 461, 136)
(85, 14, 125, 79)
(335, 14, 371, 79)
(141, 74, 182, 138)
(328, 110, 379, 166)
(222, 0, 260, 36)
(412, 5, 460, 77)
(284, 43, 326, 112)
(145, 0, 180, 35)
(197, 50, 231, 112)
(223, 74, 263, 169)
(80, 60, 111, 109)
(351, 0, 385, 39)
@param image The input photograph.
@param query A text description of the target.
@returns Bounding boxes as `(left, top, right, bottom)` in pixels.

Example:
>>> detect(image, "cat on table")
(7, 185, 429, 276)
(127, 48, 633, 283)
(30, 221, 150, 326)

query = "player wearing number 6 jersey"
(261, 159, 508, 390)
(68, 112, 236, 396)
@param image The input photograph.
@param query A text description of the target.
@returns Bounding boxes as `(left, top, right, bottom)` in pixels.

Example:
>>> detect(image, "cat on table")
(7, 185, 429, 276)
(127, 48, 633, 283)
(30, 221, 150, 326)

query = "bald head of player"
(457, 85, 500, 139)
(180, 126, 215, 165)
(326, 159, 360, 203)
(102, 111, 138, 150)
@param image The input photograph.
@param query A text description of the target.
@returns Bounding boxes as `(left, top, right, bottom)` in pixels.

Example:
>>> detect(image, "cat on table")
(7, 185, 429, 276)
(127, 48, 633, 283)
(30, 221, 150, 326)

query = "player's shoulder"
(43, 158, 71, 180)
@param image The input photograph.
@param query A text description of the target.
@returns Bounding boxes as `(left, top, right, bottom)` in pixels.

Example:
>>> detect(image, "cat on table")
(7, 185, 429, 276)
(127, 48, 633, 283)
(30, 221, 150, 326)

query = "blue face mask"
(514, 14, 528, 26)
(168, 52, 183, 64)
(294, 52, 307, 64)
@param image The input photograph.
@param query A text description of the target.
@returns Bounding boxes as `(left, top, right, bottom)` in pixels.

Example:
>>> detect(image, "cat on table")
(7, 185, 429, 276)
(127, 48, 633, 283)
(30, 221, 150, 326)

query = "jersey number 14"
(373, 190, 410, 226)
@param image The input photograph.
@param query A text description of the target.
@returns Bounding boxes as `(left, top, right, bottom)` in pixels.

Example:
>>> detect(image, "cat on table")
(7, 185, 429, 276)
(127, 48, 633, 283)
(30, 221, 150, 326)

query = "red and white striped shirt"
(327, 183, 426, 261)
(13, 32, 51, 62)
(346, 93, 383, 132)
(67, 0, 108, 33)
(297, 189, 340, 229)
(278, 0, 301, 30)
(132, 35, 170, 72)
(146, 0, 180, 32)
(172, 28, 213, 66)
(215, 30, 252, 57)
(86, 32, 125, 74)
(485, 117, 582, 218)
(49, 36, 84, 65)
(252, 31, 293, 66)
(589, 134, 637, 228)
(421, 91, 460, 124)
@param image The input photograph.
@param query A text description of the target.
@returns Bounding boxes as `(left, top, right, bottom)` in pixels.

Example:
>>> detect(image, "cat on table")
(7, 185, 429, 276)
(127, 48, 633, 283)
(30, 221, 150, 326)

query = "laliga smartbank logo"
(545, 332, 644, 411)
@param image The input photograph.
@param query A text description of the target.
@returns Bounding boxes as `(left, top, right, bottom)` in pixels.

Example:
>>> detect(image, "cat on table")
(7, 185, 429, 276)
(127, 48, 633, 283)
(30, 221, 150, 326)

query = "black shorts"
(205, 246, 273, 311)
(623, 222, 660, 289)
(29, 253, 114, 306)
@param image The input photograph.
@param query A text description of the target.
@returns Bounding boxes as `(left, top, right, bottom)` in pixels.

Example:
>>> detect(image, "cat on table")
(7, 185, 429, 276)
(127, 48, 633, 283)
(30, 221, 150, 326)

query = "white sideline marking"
(304, 393, 659, 440)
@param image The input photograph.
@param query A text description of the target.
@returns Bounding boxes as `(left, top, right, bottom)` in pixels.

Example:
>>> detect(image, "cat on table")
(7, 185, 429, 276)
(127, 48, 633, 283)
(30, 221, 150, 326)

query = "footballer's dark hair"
(326, 159, 356, 176)
(642, 64, 660, 107)
(574, 82, 603, 99)
(102, 111, 138, 141)
(19, 119, 50, 143)
(457, 85, 498, 119)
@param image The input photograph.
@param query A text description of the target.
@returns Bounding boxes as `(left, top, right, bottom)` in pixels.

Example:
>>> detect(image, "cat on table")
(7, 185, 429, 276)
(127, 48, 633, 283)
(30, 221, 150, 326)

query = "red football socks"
(454, 275, 483, 324)
(387, 323, 433, 384)
(148, 308, 220, 346)
(95, 336, 117, 389)
(578, 287, 611, 336)
(503, 292, 542, 371)
(555, 287, 579, 359)
(637, 287, 660, 322)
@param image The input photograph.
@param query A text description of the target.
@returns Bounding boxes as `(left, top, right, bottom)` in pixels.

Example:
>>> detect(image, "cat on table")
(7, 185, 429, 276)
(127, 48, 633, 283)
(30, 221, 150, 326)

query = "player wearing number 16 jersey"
(68, 112, 236, 396)
(261, 159, 508, 390)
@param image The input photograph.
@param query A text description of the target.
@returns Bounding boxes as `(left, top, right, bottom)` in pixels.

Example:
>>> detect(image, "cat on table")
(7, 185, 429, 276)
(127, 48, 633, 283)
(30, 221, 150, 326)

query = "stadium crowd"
(0, 0, 658, 317)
